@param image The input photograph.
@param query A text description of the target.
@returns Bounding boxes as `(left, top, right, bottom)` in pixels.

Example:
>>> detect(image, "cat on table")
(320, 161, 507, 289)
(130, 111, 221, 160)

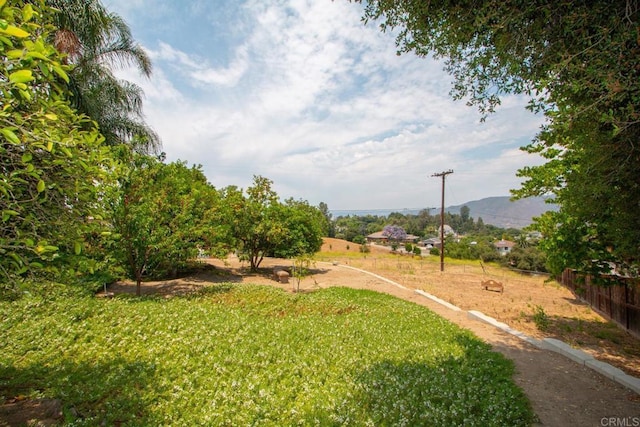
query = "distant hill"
(331, 208, 423, 218)
(331, 196, 557, 229)
(446, 196, 557, 229)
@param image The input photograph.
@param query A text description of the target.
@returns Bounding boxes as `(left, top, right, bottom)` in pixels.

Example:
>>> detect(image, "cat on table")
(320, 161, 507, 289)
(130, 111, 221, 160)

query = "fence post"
(625, 281, 630, 330)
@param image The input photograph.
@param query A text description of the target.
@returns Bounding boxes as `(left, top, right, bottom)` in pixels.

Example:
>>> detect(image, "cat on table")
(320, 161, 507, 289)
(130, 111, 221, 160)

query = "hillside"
(446, 196, 557, 229)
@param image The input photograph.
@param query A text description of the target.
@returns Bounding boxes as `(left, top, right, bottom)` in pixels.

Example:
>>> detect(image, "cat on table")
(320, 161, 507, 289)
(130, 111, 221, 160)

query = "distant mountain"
(331, 208, 422, 218)
(330, 196, 557, 229)
(446, 196, 557, 229)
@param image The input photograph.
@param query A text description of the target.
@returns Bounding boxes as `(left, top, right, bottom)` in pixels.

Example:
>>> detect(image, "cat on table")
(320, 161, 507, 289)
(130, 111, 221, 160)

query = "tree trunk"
(135, 269, 143, 296)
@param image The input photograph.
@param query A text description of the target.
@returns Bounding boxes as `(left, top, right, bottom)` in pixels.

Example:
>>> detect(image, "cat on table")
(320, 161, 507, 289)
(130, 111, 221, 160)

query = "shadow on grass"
(298, 333, 534, 426)
(350, 334, 533, 426)
(249, 264, 333, 282)
(0, 357, 159, 425)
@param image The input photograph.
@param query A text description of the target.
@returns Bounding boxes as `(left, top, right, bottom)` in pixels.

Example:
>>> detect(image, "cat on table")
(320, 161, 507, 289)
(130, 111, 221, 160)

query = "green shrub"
(532, 305, 550, 331)
(352, 235, 366, 245)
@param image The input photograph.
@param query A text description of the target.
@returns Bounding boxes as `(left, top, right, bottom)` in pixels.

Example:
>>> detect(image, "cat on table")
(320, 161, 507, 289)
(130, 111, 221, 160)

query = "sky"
(104, 0, 546, 211)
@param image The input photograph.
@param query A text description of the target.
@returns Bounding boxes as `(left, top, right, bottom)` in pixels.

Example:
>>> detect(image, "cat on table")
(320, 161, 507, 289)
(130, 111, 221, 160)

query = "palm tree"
(46, 0, 160, 153)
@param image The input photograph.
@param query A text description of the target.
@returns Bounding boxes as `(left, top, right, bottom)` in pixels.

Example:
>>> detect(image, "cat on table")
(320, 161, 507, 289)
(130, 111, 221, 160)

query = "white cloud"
(109, 0, 546, 210)
(189, 47, 248, 86)
(147, 42, 249, 87)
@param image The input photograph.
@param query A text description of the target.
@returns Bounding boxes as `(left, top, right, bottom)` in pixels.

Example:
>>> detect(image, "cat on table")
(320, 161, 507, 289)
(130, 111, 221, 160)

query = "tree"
(224, 176, 282, 271)
(0, 0, 112, 286)
(291, 255, 315, 293)
(272, 199, 325, 259)
(317, 201, 334, 237)
(507, 246, 547, 273)
(357, 0, 640, 276)
(224, 176, 325, 271)
(382, 224, 407, 250)
(45, 0, 159, 152)
(108, 153, 221, 295)
(334, 215, 381, 242)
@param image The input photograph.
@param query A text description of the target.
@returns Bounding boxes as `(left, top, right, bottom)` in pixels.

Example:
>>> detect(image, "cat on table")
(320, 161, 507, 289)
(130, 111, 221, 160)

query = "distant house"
(494, 239, 516, 256)
(366, 231, 419, 245)
(421, 237, 441, 249)
(366, 231, 388, 244)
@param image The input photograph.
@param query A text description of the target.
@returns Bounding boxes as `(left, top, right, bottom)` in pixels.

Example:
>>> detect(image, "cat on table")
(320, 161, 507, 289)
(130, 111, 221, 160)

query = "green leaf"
(52, 65, 69, 83)
(25, 51, 48, 61)
(74, 241, 82, 255)
(60, 146, 72, 157)
(2, 210, 19, 222)
(1, 128, 20, 144)
(36, 179, 45, 193)
(21, 152, 32, 163)
(6, 49, 23, 59)
(0, 25, 29, 38)
(9, 69, 33, 83)
(18, 89, 31, 101)
(8, 252, 23, 266)
(38, 61, 50, 77)
(22, 4, 34, 22)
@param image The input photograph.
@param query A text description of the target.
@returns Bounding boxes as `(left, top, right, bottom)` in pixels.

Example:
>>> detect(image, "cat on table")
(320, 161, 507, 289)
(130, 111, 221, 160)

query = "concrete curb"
(415, 289, 462, 312)
(467, 310, 547, 349)
(542, 339, 640, 394)
(325, 262, 410, 291)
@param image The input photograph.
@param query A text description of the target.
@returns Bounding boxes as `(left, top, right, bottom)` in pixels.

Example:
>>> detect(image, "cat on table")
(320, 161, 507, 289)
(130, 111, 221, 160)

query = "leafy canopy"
(44, 0, 160, 152)
(382, 224, 407, 242)
(224, 176, 325, 271)
(107, 151, 222, 295)
(0, 0, 111, 285)
(357, 0, 640, 275)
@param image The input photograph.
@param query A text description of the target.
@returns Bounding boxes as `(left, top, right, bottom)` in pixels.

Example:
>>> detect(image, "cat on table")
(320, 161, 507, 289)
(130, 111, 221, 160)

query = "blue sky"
(105, 0, 546, 211)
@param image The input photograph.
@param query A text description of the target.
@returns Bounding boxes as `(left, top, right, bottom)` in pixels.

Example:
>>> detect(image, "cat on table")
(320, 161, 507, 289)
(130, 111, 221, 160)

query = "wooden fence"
(560, 269, 640, 338)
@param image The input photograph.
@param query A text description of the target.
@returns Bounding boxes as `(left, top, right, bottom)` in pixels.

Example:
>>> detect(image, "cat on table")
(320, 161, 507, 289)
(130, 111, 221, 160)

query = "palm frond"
(45, 0, 160, 153)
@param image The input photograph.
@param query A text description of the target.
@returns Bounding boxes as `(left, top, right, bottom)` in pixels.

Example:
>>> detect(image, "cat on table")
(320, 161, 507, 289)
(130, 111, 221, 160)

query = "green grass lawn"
(0, 283, 534, 426)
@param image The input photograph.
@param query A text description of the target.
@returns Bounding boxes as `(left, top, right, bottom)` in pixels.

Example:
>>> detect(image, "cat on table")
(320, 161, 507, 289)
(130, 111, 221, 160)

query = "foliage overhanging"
(357, 0, 640, 277)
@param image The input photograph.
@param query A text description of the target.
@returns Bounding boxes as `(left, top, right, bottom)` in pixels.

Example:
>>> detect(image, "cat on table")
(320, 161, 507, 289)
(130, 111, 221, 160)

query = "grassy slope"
(0, 284, 533, 426)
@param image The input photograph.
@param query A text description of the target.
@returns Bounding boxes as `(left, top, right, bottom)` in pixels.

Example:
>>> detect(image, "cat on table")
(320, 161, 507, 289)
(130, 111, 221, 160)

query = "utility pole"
(431, 170, 453, 272)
